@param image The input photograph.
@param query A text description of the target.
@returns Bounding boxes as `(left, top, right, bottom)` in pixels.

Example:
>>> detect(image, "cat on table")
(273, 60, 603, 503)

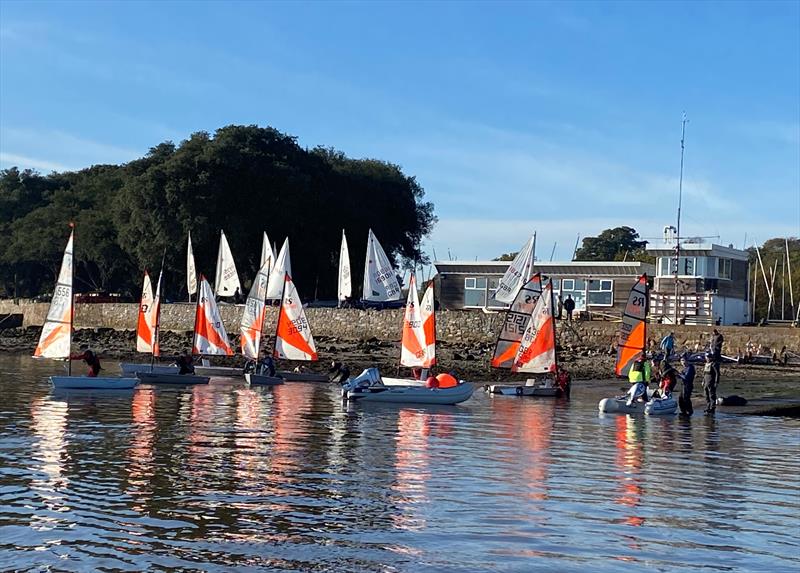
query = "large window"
(560, 278, 586, 310)
(464, 277, 487, 307)
(657, 256, 699, 277)
(588, 279, 614, 306)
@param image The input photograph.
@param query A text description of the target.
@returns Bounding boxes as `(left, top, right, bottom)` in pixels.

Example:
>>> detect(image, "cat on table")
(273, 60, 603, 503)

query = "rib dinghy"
(35, 227, 138, 390)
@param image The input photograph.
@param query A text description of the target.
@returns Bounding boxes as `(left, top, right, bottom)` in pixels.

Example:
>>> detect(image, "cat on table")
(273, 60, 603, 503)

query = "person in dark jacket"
(677, 355, 695, 415)
(710, 328, 724, 382)
(563, 295, 576, 321)
(702, 353, 718, 414)
(329, 361, 350, 383)
(71, 345, 101, 377)
(176, 350, 195, 375)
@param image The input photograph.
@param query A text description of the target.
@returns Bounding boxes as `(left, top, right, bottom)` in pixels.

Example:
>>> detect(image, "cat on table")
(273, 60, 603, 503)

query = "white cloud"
(0, 152, 74, 172)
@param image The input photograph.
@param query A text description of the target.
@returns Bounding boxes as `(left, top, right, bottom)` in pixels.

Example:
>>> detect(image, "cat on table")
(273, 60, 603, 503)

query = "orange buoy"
(426, 376, 438, 388)
(435, 373, 458, 389)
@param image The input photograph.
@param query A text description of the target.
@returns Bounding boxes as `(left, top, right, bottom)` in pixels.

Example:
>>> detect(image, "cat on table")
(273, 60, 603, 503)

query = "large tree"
(574, 226, 650, 262)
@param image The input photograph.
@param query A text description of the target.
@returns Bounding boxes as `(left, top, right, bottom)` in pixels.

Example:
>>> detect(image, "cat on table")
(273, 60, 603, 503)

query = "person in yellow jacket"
(626, 356, 651, 406)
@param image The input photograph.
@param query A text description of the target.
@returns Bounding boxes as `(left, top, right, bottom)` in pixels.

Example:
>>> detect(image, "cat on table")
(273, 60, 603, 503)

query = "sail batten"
(615, 274, 649, 377)
(193, 276, 234, 356)
(34, 230, 74, 359)
(363, 229, 401, 302)
(491, 273, 542, 369)
(338, 230, 352, 303)
(274, 274, 317, 361)
(512, 281, 557, 373)
(214, 230, 241, 297)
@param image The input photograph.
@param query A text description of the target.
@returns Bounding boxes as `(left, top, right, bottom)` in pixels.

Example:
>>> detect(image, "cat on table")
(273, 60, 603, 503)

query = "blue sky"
(1, 1, 798, 262)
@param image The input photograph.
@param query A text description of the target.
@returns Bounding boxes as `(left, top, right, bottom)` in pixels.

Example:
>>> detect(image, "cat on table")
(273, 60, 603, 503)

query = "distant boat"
(35, 227, 138, 390)
(240, 260, 283, 386)
(214, 229, 241, 298)
(420, 281, 436, 366)
(362, 229, 401, 302)
(273, 273, 319, 382)
(191, 274, 237, 378)
(338, 229, 352, 305)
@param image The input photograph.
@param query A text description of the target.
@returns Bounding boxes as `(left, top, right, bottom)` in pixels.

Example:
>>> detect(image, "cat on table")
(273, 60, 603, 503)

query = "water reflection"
(613, 415, 645, 528)
(29, 397, 70, 532)
(391, 409, 432, 531)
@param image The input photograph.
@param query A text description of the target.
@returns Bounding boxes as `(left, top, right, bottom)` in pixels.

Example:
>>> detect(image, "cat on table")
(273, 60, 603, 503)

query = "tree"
(493, 252, 518, 261)
(748, 237, 800, 323)
(574, 226, 650, 262)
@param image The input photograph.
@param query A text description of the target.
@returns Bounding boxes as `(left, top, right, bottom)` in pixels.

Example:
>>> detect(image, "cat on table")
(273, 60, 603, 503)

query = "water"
(1, 355, 798, 572)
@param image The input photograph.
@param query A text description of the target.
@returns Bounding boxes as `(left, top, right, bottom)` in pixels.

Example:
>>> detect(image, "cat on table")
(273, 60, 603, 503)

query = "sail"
(491, 273, 543, 369)
(512, 282, 557, 373)
(260, 231, 276, 270)
(34, 230, 74, 359)
(420, 282, 436, 367)
(240, 262, 270, 360)
(362, 229, 401, 301)
(493, 234, 536, 304)
(136, 271, 157, 353)
(338, 230, 352, 302)
(193, 276, 234, 356)
(400, 276, 427, 367)
(214, 230, 241, 297)
(266, 238, 292, 299)
(187, 233, 197, 296)
(616, 274, 648, 377)
(274, 274, 318, 361)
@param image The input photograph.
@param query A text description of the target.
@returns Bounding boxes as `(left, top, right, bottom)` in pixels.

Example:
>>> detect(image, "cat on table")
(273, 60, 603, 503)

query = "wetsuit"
(678, 363, 695, 415)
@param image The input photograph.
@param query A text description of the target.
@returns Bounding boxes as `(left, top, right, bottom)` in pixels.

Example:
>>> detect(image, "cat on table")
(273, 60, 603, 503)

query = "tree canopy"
(0, 125, 436, 300)
(574, 226, 651, 262)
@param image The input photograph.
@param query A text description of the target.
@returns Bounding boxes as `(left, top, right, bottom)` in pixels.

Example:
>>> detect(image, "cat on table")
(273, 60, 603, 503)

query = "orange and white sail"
(214, 230, 241, 298)
(187, 232, 197, 296)
(274, 274, 317, 361)
(512, 282, 557, 373)
(491, 273, 542, 369)
(420, 282, 436, 367)
(616, 274, 648, 377)
(493, 233, 536, 304)
(34, 230, 74, 359)
(400, 275, 427, 367)
(136, 271, 157, 353)
(240, 262, 270, 360)
(192, 276, 234, 356)
(266, 238, 292, 299)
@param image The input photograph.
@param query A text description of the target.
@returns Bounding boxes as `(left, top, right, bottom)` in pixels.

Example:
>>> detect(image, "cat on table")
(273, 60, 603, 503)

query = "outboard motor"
(341, 368, 382, 396)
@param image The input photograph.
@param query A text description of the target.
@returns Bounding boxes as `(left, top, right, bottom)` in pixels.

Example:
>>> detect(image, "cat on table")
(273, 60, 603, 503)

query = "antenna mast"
(674, 113, 688, 325)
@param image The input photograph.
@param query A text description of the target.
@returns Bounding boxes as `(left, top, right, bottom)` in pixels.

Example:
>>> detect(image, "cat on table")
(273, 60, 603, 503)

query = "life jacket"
(629, 360, 645, 383)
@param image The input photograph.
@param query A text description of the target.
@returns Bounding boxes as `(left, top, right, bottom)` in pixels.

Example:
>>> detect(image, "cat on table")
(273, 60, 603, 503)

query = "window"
(681, 257, 695, 276)
(560, 277, 586, 311)
(588, 279, 614, 306)
(719, 258, 732, 280)
(562, 279, 574, 290)
(658, 257, 671, 276)
(464, 276, 486, 307)
(465, 277, 475, 289)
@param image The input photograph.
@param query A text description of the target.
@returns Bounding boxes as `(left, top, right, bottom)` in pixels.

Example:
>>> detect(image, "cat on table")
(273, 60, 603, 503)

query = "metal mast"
(674, 113, 688, 325)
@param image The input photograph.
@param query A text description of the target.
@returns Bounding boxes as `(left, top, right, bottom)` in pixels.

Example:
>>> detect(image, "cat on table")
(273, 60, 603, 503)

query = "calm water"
(1, 355, 799, 572)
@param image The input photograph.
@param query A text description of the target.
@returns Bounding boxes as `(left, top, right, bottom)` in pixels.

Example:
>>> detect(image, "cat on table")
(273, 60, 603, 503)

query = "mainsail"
(136, 271, 157, 353)
(400, 276, 427, 367)
(260, 231, 276, 270)
(240, 262, 270, 360)
(615, 274, 648, 377)
(512, 281, 557, 373)
(187, 232, 197, 296)
(363, 229, 401, 301)
(274, 274, 318, 361)
(338, 229, 352, 303)
(193, 276, 234, 356)
(491, 273, 543, 369)
(493, 234, 536, 304)
(420, 282, 436, 367)
(214, 230, 241, 297)
(34, 230, 74, 359)
(266, 238, 292, 299)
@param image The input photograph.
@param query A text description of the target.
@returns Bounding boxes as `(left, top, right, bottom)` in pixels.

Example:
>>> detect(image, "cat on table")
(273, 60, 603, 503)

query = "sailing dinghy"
(241, 261, 283, 386)
(362, 229, 401, 304)
(35, 227, 138, 390)
(343, 275, 474, 405)
(272, 273, 322, 381)
(599, 274, 677, 415)
(214, 230, 241, 299)
(487, 280, 567, 397)
(190, 275, 238, 378)
(491, 233, 536, 305)
(338, 229, 352, 306)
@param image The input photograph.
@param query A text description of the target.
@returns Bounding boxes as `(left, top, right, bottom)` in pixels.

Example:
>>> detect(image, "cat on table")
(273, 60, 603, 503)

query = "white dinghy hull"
(50, 376, 139, 390)
(120, 363, 177, 376)
(245, 373, 284, 386)
(486, 383, 560, 397)
(136, 372, 210, 385)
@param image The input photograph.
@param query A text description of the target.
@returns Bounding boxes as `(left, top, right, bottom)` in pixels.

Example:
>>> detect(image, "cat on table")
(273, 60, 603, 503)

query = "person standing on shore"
(710, 328, 724, 384)
(563, 295, 575, 322)
(702, 353, 718, 414)
(660, 331, 675, 362)
(677, 355, 695, 415)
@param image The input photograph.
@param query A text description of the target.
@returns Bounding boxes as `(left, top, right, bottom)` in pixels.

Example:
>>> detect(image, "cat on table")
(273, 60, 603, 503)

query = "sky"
(1, 0, 798, 264)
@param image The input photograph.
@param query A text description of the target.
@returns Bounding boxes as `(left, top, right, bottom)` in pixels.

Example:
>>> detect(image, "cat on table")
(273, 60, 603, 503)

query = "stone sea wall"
(1, 300, 799, 354)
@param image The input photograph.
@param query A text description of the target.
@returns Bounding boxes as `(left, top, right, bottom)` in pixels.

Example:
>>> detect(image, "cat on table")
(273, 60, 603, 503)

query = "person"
(71, 345, 101, 377)
(176, 350, 195, 375)
(702, 353, 718, 414)
(657, 362, 678, 398)
(677, 355, 695, 415)
(710, 328, 724, 382)
(258, 354, 276, 377)
(555, 365, 571, 399)
(659, 331, 675, 362)
(557, 295, 564, 319)
(233, 287, 243, 304)
(626, 356, 651, 406)
(563, 295, 576, 322)
(650, 356, 663, 385)
(328, 361, 350, 383)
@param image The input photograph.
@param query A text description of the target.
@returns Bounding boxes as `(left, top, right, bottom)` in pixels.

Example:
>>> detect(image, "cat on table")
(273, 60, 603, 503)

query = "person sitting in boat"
(257, 354, 276, 377)
(656, 363, 678, 398)
(554, 366, 571, 399)
(176, 350, 195, 375)
(626, 356, 651, 406)
(71, 345, 102, 377)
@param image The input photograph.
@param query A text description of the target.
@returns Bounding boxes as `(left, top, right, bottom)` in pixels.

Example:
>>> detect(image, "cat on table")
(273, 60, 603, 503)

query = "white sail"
(240, 262, 270, 360)
(362, 229, 401, 301)
(400, 276, 427, 367)
(136, 271, 157, 353)
(274, 274, 318, 361)
(193, 276, 234, 356)
(266, 238, 292, 299)
(493, 234, 536, 304)
(187, 232, 197, 296)
(260, 231, 276, 270)
(512, 282, 557, 373)
(214, 230, 241, 297)
(338, 229, 352, 303)
(420, 282, 436, 367)
(34, 230, 74, 359)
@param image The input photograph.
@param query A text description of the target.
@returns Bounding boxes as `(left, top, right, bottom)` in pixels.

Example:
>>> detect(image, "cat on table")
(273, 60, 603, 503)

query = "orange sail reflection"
(614, 415, 645, 528)
(128, 387, 157, 510)
(391, 408, 432, 531)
